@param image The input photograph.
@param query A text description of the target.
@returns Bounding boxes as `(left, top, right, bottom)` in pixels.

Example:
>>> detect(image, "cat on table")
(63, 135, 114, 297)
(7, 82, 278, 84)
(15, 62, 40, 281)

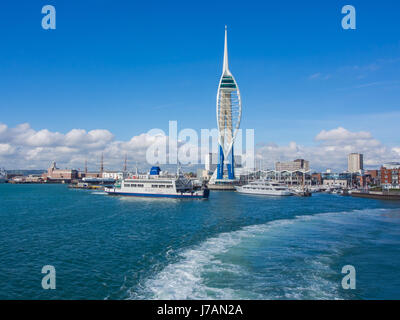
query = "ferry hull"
(235, 187, 292, 196)
(105, 189, 209, 199)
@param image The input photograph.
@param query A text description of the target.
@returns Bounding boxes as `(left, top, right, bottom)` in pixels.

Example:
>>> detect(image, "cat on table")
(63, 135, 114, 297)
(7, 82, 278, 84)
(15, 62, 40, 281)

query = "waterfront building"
(24, 175, 44, 183)
(348, 153, 363, 173)
(262, 169, 311, 186)
(321, 171, 358, 187)
(323, 179, 348, 188)
(275, 159, 310, 172)
(212, 26, 242, 183)
(102, 171, 125, 180)
(311, 173, 322, 185)
(197, 169, 213, 181)
(364, 170, 381, 187)
(80, 172, 102, 179)
(42, 161, 78, 182)
(381, 164, 400, 189)
(9, 174, 44, 184)
(382, 162, 400, 169)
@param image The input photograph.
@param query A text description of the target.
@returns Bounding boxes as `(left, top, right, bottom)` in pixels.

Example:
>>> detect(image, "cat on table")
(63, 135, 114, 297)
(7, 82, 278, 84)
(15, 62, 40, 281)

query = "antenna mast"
(100, 153, 104, 175)
(123, 154, 127, 172)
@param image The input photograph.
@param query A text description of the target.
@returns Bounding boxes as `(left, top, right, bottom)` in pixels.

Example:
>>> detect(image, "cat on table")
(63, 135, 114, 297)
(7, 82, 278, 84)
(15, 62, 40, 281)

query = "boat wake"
(91, 191, 107, 195)
(127, 208, 395, 300)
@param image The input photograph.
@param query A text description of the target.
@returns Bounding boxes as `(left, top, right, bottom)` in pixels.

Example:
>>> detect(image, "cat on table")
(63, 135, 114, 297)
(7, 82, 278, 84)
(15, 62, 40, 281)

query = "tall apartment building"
(348, 153, 363, 173)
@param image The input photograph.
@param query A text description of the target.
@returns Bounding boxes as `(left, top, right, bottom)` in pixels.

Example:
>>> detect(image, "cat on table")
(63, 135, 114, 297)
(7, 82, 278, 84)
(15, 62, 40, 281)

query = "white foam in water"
(128, 219, 302, 299)
(137, 235, 247, 299)
(128, 208, 389, 300)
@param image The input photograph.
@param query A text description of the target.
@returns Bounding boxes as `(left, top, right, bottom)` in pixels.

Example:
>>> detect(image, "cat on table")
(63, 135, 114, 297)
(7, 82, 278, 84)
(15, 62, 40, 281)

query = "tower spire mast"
(100, 153, 104, 175)
(123, 154, 127, 172)
(223, 25, 230, 74)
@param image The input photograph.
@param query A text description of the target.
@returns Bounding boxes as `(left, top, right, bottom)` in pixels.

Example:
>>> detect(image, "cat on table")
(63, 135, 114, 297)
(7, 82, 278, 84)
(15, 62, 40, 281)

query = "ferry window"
(166, 185, 173, 188)
(159, 185, 165, 188)
(124, 184, 130, 187)
(137, 184, 144, 187)
(152, 185, 158, 188)
(131, 184, 137, 187)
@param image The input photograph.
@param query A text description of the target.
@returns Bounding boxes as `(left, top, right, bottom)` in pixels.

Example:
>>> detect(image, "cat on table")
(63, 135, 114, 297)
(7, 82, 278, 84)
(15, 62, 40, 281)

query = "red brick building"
(381, 165, 400, 188)
(42, 161, 78, 182)
(364, 170, 380, 187)
(311, 173, 322, 185)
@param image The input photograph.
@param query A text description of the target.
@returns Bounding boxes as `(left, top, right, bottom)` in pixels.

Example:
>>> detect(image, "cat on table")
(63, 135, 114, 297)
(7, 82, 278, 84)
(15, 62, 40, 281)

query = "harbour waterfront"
(0, 184, 399, 299)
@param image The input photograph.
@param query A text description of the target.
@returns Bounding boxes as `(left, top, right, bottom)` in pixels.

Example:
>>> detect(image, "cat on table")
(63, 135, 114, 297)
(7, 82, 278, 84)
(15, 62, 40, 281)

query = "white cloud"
(65, 129, 114, 149)
(25, 129, 64, 147)
(392, 147, 400, 156)
(257, 127, 400, 171)
(315, 127, 372, 141)
(0, 123, 399, 172)
(0, 143, 15, 156)
(0, 123, 166, 170)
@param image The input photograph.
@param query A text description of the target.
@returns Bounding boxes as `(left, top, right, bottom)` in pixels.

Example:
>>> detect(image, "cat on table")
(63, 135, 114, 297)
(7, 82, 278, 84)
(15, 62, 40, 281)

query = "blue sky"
(0, 0, 399, 170)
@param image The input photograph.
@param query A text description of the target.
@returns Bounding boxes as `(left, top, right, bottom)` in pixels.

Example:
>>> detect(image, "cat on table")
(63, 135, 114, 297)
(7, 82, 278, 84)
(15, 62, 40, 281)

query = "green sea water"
(0, 184, 399, 299)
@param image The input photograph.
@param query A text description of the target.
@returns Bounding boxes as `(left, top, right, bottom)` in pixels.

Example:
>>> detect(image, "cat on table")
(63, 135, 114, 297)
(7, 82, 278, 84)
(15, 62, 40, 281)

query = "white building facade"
(348, 153, 363, 173)
(275, 159, 309, 172)
(102, 171, 125, 180)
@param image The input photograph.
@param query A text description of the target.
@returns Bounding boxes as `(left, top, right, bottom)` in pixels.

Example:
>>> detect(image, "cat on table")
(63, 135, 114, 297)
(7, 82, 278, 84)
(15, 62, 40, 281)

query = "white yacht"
(0, 168, 6, 183)
(235, 180, 293, 196)
(105, 166, 209, 199)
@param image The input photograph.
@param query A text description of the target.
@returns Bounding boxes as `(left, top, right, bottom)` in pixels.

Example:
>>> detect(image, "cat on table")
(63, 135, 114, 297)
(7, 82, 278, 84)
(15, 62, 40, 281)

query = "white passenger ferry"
(105, 166, 209, 199)
(235, 180, 293, 196)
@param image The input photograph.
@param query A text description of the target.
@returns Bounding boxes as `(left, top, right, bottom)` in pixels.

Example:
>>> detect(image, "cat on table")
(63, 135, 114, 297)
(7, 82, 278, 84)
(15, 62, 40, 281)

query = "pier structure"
(261, 169, 312, 186)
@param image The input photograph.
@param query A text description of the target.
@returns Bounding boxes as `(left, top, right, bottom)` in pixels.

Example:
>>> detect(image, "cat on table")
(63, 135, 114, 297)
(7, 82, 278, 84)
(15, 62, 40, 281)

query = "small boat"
(235, 180, 292, 196)
(309, 186, 322, 193)
(105, 166, 209, 199)
(341, 189, 350, 196)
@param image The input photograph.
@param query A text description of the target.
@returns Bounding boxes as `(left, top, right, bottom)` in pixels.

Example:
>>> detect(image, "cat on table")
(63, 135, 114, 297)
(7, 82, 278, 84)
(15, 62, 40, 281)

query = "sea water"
(0, 184, 399, 299)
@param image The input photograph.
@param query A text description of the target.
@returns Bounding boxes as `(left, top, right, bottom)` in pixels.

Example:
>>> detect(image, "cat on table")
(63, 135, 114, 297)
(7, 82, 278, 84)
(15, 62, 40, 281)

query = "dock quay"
(351, 190, 400, 201)
(68, 183, 105, 190)
(68, 177, 115, 190)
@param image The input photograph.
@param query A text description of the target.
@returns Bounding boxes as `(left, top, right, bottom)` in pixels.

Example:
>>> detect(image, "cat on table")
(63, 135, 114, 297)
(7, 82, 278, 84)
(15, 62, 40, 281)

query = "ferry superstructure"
(235, 180, 293, 196)
(105, 167, 209, 199)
